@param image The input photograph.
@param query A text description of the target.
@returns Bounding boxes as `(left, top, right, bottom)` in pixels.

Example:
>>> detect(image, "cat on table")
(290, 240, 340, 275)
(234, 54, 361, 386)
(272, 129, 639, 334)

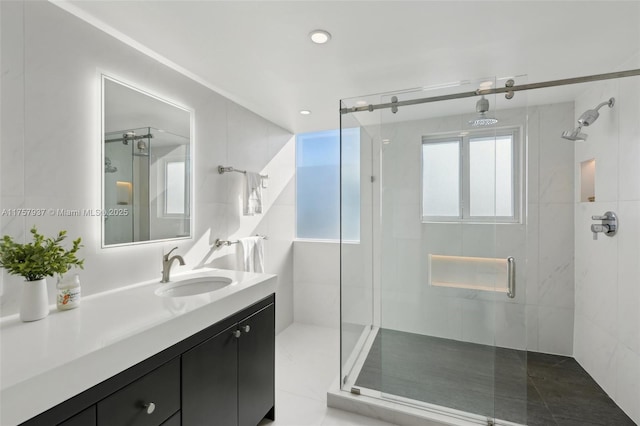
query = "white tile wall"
(293, 241, 340, 328)
(0, 2, 295, 333)
(573, 75, 640, 424)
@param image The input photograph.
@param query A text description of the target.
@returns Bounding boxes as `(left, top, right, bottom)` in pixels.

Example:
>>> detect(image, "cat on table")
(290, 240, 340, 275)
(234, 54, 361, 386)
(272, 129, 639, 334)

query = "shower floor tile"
(354, 329, 635, 426)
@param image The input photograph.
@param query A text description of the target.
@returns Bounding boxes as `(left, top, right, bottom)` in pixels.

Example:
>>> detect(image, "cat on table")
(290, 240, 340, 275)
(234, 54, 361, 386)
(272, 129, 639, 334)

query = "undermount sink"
(155, 276, 233, 297)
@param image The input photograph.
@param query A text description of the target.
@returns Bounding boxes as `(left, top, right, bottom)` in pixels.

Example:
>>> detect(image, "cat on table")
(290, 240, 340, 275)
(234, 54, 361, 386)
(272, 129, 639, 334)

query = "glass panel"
(341, 76, 530, 426)
(469, 135, 513, 217)
(379, 81, 501, 421)
(422, 140, 460, 217)
(341, 128, 361, 242)
(339, 99, 375, 390)
(104, 130, 135, 245)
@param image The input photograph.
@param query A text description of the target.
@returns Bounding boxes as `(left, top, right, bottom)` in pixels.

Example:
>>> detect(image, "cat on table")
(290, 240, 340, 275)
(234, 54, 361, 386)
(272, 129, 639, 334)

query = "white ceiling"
(59, 1, 640, 134)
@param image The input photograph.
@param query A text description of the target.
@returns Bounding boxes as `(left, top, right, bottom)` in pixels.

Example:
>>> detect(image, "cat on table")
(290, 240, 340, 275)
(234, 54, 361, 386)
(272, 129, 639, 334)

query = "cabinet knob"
(232, 329, 242, 338)
(144, 402, 156, 414)
(241, 325, 251, 333)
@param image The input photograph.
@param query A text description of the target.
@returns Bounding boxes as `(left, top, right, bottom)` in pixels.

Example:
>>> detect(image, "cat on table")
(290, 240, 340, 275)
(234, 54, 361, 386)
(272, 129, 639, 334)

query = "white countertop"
(0, 268, 276, 426)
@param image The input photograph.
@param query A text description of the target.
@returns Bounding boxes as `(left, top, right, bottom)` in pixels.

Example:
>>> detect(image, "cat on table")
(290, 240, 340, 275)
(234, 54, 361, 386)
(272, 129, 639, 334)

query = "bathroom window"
(296, 128, 360, 241)
(165, 161, 186, 215)
(421, 128, 520, 223)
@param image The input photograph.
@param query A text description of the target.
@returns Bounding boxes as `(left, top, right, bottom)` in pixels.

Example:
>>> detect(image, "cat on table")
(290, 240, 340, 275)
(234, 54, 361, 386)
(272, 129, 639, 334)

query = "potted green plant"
(0, 226, 83, 321)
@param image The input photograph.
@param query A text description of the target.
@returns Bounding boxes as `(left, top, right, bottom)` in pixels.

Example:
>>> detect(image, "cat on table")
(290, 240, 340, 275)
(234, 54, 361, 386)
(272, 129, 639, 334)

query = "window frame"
(421, 127, 522, 224)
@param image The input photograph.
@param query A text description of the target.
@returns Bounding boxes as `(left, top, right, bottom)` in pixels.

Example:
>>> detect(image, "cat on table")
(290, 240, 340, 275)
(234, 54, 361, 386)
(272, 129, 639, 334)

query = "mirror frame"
(100, 74, 194, 248)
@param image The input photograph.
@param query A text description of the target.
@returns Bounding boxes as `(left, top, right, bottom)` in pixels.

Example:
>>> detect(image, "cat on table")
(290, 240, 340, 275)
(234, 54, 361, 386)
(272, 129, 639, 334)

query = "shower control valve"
(590, 211, 617, 240)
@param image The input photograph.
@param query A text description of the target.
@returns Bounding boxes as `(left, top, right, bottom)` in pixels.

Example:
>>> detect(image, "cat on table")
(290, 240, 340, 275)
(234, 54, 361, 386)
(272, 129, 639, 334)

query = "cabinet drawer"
(97, 357, 180, 426)
(58, 405, 96, 426)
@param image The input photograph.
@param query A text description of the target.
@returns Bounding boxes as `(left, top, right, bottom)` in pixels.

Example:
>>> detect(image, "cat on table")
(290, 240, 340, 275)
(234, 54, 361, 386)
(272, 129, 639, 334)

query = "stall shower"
(335, 69, 640, 425)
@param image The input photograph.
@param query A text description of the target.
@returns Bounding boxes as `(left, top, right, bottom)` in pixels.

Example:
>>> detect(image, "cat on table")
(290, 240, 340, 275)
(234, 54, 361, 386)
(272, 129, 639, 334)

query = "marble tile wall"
(573, 74, 640, 424)
(0, 1, 295, 333)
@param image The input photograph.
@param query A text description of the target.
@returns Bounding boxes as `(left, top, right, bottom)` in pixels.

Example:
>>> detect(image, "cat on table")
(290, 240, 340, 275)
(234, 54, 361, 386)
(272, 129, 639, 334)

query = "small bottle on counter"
(57, 273, 81, 311)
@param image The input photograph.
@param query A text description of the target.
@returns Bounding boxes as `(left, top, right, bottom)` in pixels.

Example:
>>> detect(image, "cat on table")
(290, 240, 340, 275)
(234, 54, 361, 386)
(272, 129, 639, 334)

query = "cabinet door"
(238, 304, 275, 426)
(182, 323, 238, 426)
(58, 405, 96, 426)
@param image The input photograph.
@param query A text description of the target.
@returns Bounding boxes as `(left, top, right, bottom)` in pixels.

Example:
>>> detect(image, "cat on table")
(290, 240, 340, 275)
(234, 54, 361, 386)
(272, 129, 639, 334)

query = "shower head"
(562, 97, 615, 141)
(561, 126, 588, 141)
(468, 96, 498, 127)
(577, 97, 615, 127)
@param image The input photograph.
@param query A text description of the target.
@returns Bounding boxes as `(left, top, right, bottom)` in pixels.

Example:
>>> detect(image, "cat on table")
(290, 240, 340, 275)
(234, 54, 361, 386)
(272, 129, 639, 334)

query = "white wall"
(573, 75, 640, 424)
(293, 241, 340, 328)
(0, 1, 295, 333)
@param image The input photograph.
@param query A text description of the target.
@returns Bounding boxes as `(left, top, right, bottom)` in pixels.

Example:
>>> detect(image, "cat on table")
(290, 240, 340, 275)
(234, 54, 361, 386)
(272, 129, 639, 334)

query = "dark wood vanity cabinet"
(238, 305, 276, 426)
(182, 303, 275, 426)
(22, 294, 275, 426)
(182, 323, 239, 425)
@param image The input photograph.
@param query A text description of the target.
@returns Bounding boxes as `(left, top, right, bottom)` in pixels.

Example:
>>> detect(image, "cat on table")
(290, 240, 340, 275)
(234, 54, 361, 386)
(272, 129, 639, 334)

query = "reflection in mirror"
(102, 76, 192, 246)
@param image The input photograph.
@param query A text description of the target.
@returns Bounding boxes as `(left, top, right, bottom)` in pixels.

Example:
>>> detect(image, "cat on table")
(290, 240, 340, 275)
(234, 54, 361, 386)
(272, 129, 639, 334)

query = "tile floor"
(355, 329, 635, 426)
(258, 323, 397, 426)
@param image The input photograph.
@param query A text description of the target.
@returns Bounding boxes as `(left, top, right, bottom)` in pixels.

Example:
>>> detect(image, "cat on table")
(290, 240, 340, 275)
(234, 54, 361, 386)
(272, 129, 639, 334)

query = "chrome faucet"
(161, 247, 185, 283)
(591, 211, 618, 240)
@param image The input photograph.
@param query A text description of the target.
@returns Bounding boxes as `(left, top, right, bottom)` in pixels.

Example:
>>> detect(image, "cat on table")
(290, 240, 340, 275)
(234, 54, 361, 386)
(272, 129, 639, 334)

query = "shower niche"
(102, 76, 192, 246)
(580, 158, 596, 202)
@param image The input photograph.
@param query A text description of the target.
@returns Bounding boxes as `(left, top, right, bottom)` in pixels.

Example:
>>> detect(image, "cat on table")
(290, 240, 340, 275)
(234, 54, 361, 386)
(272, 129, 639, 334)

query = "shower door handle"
(507, 257, 515, 299)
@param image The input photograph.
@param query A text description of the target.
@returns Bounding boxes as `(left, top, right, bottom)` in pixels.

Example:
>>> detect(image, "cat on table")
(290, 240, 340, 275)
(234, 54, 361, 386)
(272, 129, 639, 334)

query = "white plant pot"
(20, 278, 50, 322)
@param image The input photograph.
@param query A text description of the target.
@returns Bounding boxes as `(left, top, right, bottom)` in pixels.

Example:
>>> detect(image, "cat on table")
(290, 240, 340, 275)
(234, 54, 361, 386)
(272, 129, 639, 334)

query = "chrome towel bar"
(217, 165, 268, 179)
(215, 235, 267, 248)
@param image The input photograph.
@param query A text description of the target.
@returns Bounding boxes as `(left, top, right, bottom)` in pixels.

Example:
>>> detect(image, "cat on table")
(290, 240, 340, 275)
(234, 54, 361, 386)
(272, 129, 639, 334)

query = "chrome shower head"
(469, 96, 498, 126)
(562, 97, 614, 141)
(561, 126, 588, 141)
(578, 98, 615, 126)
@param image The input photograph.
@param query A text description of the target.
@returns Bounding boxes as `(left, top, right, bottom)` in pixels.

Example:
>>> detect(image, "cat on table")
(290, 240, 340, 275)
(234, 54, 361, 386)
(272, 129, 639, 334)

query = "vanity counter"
(0, 268, 276, 426)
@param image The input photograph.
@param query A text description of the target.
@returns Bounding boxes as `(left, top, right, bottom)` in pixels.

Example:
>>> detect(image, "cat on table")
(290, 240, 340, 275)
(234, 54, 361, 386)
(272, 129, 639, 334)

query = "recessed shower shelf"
(428, 254, 513, 296)
(580, 158, 596, 202)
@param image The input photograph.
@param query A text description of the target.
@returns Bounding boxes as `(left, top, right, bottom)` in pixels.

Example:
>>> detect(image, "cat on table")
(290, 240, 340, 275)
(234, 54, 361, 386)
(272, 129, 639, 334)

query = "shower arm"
(593, 98, 615, 112)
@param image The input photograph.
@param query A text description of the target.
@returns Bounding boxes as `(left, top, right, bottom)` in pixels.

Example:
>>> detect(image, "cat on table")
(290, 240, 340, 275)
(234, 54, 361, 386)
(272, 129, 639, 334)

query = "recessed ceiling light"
(309, 29, 331, 44)
(355, 100, 368, 107)
(382, 139, 391, 145)
(299, 110, 311, 115)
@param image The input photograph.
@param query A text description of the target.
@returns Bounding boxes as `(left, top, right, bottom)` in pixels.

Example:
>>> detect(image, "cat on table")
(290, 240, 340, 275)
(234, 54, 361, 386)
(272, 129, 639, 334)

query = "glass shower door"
(374, 79, 527, 424)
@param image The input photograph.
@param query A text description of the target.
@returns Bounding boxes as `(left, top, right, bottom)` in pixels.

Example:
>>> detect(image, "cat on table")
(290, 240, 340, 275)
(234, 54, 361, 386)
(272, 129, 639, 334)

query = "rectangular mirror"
(102, 75, 192, 247)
